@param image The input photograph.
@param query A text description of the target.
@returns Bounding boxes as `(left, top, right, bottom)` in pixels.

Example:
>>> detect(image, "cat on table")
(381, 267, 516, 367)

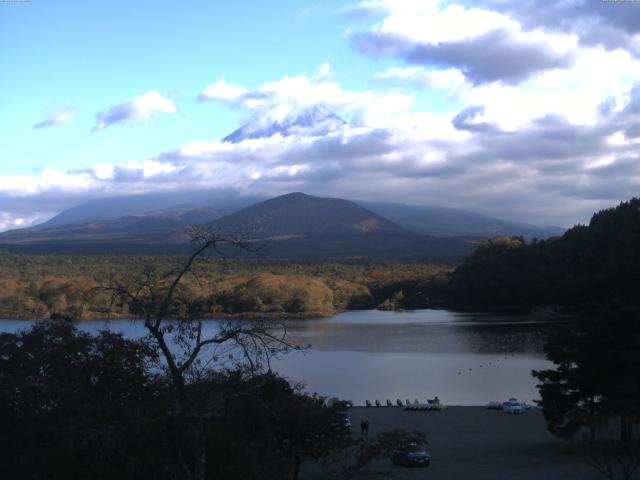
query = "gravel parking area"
(340, 406, 602, 480)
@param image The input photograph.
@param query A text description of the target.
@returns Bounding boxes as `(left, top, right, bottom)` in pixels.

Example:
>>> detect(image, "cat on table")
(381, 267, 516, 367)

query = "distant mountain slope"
(0, 193, 478, 260)
(204, 192, 477, 260)
(39, 191, 263, 228)
(0, 208, 223, 242)
(361, 201, 563, 239)
(211, 192, 405, 238)
(223, 105, 346, 143)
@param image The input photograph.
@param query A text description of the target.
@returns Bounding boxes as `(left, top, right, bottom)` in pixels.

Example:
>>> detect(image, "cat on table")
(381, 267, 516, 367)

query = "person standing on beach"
(364, 419, 370, 435)
(360, 420, 366, 435)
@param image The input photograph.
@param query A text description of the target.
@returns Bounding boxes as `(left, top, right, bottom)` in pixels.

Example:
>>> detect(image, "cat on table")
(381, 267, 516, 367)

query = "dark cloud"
(351, 27, 575, 84)
(452, 106, 495, 132)
(476, 0, 640, 52)
(450, 113, 613, 169)
(94, 103, 136, 131)
(589, 155, 640, 177)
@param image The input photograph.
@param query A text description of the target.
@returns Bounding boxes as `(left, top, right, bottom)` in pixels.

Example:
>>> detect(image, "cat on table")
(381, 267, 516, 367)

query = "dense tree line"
(464, 198, 640, 478)
(0, 254, 451, 319)
(449, 198, 640, 309)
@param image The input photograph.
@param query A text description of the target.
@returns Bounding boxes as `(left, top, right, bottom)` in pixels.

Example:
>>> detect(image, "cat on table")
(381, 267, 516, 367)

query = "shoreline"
(0, 309, 344, 322)
(0, 305, 576, 322)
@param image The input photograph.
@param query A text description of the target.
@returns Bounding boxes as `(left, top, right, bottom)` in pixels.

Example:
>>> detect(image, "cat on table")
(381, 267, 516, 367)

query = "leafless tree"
(95, 226, 303, 480)
(586, 439, 640, 480)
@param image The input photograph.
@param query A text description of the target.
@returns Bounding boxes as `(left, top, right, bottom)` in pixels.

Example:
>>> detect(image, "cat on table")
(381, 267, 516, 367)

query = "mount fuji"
(223, 104, 346, 143)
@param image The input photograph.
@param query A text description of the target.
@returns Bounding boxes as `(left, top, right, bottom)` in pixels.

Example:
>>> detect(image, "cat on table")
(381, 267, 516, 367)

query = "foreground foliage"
(0, 322, 330, 479)
(534, 306, 640, 441)
(0, 321, 168, 479)
(0, 321, 422, 479)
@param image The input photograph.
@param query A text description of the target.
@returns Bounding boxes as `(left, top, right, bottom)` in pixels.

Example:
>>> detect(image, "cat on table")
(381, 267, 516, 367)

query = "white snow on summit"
(223, 105, 346, 143)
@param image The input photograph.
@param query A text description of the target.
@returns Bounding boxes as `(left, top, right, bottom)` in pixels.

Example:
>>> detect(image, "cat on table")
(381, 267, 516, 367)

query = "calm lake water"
(0, 309, 563, 406)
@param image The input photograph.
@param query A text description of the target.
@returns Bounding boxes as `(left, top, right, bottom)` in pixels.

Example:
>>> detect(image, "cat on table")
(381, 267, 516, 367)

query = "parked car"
(392, 443, 431, 467)
(503, 398, 524, 414)
(335, 412, 351, 430)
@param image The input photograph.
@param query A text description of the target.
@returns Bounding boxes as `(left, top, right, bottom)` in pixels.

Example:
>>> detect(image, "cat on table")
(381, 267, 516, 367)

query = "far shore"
(0, 305, 578, 322)
(315, 406, 601, 480)
(0, 309, 343, 322)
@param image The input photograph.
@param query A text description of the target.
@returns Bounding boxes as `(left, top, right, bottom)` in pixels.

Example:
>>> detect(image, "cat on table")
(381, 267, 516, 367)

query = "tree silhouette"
(97, 226, 303, 480)
(533, 306, 640, 479)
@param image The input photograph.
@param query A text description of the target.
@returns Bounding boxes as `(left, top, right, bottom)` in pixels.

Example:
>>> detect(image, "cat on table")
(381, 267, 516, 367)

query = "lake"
(0, 309, 563, 406)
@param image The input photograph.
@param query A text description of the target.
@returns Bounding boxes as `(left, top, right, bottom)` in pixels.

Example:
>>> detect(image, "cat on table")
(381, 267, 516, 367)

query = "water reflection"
(0, 309, 568, 406)
(272, 309, 566, 405)
(281, 309, 563, 354)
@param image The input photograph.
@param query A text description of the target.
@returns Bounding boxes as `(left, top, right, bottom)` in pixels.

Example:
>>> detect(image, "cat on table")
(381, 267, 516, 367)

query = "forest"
(2, 198, 639, 320)
(448, 198, 640, 310)
(0, 253, 452, 320)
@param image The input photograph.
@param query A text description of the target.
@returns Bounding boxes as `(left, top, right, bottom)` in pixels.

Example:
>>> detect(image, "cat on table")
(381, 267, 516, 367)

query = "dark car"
(392, 443, 431, 467)
(335, 412, 351, 431)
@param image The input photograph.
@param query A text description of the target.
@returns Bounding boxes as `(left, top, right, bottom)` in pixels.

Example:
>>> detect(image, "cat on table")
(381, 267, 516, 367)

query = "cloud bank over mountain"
(2, 0, 640, 232)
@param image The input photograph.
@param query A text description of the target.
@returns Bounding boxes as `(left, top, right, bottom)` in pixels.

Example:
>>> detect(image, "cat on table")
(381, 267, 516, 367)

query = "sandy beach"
(340, 406, 602, 479)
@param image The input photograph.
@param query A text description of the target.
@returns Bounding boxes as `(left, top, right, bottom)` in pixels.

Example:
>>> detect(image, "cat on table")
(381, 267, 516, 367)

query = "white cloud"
(198, 79, 248, 101)
(199, 69, 414, 128)
(93, 90, 177, 131)
(456, 46, 640, 130)
(376, 66, 467, 94)
(0, 212, 52, 232)
(0, 169, 94, 196)
(316, 61, 332, 79)
(350, 0, 578, 84)
(33, 107, 78, 129)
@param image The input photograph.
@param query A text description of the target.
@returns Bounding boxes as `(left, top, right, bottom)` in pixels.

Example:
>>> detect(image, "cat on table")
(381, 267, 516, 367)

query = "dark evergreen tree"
(450, 197, 640, 309)
(533, 307, 640, 443)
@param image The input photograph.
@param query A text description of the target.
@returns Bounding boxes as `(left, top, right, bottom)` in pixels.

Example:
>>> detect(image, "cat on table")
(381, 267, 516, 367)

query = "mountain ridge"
(0, 192, 478, 260)
(211, 192, 406, 238)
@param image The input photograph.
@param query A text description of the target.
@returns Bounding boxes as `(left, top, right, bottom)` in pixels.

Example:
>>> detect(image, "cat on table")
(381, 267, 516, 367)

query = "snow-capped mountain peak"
(223, 105, 346, 143)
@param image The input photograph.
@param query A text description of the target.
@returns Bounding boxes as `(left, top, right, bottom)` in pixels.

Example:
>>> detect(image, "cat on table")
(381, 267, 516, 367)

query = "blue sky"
(1, 0, 640, 230)
(1, 0, 367, 173)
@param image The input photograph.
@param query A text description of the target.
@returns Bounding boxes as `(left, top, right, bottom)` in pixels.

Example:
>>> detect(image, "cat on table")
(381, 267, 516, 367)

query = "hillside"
(0, 193, 478, 260)
(448, 197, 640, 308)
(361, 201, 563, 239)
(33, 192, 559, 240)
(38, 191, 262, 228)
(0, 208, 223, 241)
(211, 192, 405, 238)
